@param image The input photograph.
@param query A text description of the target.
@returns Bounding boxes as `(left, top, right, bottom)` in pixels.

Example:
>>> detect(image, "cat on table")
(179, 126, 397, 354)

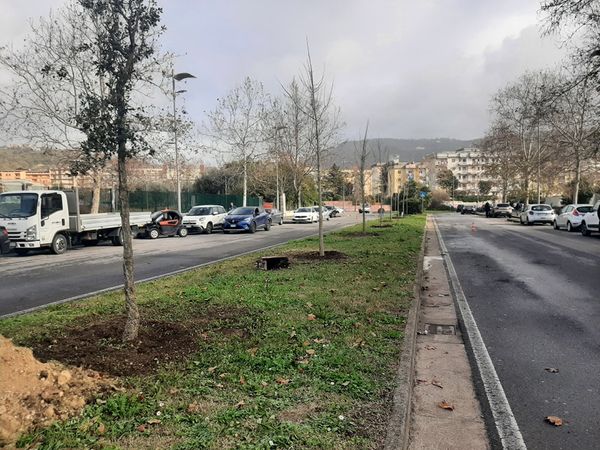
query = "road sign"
(419, 191, 427, 198)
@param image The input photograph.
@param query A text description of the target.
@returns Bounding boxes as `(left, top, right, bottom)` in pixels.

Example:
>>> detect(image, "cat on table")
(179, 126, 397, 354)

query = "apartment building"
(386, 159, 429, 194)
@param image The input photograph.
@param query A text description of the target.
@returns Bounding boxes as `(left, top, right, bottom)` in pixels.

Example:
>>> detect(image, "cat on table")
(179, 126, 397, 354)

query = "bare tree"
(204, 77, 269, 206)
(482, 122, 519, 202)
(76, 0, 165, 342)
(290, 42, 342, 257)
(544, 68, 600, 202)
(356, 121, 370, 234)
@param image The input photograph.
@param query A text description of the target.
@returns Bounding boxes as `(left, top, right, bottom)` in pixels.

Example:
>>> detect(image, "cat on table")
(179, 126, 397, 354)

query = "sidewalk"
(408, 216, 489, 449)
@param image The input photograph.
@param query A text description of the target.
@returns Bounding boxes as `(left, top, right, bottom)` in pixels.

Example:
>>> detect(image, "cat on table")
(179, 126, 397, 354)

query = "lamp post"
(273, 125, 287, 211)
(172, 70, 196, 212)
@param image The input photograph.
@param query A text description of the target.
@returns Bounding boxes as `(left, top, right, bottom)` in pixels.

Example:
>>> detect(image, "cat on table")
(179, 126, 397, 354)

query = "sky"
(0, 0, 567, 141)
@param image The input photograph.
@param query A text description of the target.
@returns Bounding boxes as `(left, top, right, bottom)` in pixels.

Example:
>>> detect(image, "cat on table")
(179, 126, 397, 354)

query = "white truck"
(580, 200, 600, 236)
(0, 190, 151, 255)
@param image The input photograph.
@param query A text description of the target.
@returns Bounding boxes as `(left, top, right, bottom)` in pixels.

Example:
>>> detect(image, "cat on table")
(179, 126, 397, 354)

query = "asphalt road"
(0, 214, 362, 317)
(436, 213, 600, 450)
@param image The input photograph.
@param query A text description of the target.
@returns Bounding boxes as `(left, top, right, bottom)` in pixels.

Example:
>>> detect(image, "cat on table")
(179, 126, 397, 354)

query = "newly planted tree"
(76, 0, 165, 342)
(356, 121, 370, 234)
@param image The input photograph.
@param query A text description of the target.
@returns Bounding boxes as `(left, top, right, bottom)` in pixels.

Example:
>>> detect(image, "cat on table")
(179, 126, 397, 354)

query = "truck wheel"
(147, 228, 160, 239)
(15, 248, 30, 256)
(205, 222, 213, 234)
(111, 228, 124, 246)
(51, 233, 68, 255)
(264, 220, 271, 231)
(178, 227, 188, 237)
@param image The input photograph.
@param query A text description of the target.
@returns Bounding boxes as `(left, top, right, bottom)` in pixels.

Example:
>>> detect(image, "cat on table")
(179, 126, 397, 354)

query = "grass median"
(0, 215, 425, 450)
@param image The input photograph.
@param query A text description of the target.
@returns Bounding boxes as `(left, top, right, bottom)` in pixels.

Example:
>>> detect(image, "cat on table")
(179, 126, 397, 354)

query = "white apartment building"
(428, 148, 497, 195)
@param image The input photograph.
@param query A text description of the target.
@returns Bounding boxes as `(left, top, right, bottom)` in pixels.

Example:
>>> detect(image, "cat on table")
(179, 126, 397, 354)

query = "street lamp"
(273, 125, 287, 211)
(172, 70, 196, 212)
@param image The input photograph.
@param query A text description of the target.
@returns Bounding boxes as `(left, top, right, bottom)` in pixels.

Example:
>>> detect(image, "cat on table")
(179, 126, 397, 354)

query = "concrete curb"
(384, 217, 427, 450)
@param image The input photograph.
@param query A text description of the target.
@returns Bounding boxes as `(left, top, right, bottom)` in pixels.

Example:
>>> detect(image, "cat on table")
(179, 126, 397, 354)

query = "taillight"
(573, 210, 579, 216)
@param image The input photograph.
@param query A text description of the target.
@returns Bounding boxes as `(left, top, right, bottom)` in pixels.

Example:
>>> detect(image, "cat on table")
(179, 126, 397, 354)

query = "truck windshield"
(0, 193, 38, 218)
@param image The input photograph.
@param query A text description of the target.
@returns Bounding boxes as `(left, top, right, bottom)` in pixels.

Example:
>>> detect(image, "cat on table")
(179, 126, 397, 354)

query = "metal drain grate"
(424, 323, 456, 335)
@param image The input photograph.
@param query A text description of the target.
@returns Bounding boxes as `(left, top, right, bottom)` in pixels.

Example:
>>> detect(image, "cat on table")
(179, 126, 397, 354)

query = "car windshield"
(296, 208, 311, 212)
(188, 207, 212, 216)
(576, 206, 593, 213)
(531, 205, 552, 211)
(230, 207, 255, 215)
(0, 193, 38, 218)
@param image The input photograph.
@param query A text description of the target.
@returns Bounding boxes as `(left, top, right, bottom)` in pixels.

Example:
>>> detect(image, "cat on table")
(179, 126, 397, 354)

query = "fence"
(74, 188, 260, 214)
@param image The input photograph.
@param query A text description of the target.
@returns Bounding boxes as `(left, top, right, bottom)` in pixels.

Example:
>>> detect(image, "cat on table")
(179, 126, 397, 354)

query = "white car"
(580, 201, 600, 236)
(293, 207, 319, 223)
(519, 204, 555, 225)
(182, 205, 227, 234)
(553, 204, 593, 232)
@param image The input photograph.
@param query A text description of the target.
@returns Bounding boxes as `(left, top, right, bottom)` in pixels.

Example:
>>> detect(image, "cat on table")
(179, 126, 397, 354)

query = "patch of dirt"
(278, 402, 320, 424)
(0, 335, 114, 446)
(29, 306, 251, 377)
(371, 224, 393, 228)
(341, 231, 381, 238)
(289, 250, 348, 261)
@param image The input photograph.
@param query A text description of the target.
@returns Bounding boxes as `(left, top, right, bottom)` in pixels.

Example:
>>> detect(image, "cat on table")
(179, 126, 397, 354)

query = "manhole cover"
(424, 323, 456, 335)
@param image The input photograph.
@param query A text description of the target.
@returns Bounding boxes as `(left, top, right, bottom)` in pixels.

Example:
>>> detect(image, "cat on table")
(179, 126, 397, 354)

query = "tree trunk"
(242, 155, 248, 207)
(524, 173, 530, 204)
(118, 148, 139, 342)
(316, 137, 324, 257)
(574, 154, 581, 203)
(90, 170, 101, 214)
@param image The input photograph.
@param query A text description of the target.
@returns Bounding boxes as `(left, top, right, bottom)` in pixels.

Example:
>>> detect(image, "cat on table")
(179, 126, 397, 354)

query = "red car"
(144, 210, 188, 239)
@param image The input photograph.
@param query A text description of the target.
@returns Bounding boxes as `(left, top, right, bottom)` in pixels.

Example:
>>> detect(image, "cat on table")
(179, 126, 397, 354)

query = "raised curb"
(384, 218, 427, 450)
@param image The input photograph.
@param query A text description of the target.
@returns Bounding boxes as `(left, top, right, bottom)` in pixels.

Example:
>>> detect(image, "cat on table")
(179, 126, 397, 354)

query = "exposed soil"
(28, 306, 251, 377)
(0, 335, 113, 446)
(289, 250, 348, 261)
(340, 231, 381, 238)
(371, 224, 393, 228)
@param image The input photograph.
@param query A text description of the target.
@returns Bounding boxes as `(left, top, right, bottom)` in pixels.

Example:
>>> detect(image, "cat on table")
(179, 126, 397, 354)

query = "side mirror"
(212, 211, 218, 215)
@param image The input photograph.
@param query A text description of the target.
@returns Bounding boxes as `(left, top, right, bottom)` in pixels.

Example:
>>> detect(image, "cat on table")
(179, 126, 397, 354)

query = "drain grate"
(424, 323, 456, 335)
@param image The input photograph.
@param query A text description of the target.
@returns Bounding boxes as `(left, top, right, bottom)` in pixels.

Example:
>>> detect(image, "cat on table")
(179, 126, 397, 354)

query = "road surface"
(0, 214, 361, 317)
(436, 213, 600, 450)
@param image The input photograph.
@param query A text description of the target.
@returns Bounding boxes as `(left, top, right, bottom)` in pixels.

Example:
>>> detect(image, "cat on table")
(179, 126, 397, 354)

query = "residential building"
(386, 159, 429, 194)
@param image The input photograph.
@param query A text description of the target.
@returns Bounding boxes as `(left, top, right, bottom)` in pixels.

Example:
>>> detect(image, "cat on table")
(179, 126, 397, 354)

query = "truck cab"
(0, 190, 70, 254)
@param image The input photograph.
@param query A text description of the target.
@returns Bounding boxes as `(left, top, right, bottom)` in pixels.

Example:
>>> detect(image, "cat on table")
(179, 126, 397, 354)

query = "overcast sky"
(0, 0, 566, 141)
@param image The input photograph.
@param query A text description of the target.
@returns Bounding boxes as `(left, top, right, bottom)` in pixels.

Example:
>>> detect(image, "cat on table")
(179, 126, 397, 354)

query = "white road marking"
(433, 216, 527, 450)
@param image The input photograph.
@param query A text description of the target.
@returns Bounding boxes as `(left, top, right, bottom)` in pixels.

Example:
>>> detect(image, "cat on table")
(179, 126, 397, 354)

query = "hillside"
(329, 138, 478, 167)
(0, 147, 70, 170)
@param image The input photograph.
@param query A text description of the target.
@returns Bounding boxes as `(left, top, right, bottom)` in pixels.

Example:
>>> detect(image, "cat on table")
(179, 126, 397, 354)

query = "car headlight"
(242, 217, 251, 223)
(26, 225, 37, 241)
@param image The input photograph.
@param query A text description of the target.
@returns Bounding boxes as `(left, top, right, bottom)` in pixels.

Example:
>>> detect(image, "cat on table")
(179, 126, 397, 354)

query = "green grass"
(1, 215, 425, 450)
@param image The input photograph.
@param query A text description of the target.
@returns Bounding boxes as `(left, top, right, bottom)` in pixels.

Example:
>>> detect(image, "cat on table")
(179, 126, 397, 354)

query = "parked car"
(145, 210, 188, 239)
(358, 203, 371, 213)
(293, 207, 319, 223)
(182, 205, 227, 234)
(324, 205, 339, 218)
(461, 205, 476, 215)
(0, 226, 10, 254)
(580, 201, 600, 236)
(553, 204, 593, 232)
(222, 207, 271, 233)
(519, 204, 555, 225)
(266, 208, 284, 225)
(492, 203, 513, 218)
(315, 206, 332, 221)
(456, 204, 464, 213)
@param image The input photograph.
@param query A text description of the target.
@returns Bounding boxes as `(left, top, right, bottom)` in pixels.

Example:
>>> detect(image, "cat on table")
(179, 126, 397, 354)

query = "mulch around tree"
(289, 250, 348, 261)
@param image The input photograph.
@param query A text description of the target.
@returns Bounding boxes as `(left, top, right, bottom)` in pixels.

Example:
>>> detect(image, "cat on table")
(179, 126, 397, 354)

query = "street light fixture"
(172, 70, 196, 213)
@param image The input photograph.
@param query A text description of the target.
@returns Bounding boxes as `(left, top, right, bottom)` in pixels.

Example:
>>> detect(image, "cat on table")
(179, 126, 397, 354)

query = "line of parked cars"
(458, 200, 600, 237)
(292, 205, 344, 223)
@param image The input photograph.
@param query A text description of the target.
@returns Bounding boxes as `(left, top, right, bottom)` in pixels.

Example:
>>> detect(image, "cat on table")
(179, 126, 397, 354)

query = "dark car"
(456, 204, 464, 213)
(0, 226, 10, 254)
(266, 208, 284, 225)
(145, 210, 188, 239)
(223, 207, 271, 233)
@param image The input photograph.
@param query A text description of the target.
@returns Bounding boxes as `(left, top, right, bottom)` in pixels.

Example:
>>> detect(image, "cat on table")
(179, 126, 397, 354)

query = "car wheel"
(205, 222, 213, 234)
(553, 220, 559, 230)
(279, 217, 283, 225)
(581, 222, 591, 236)
(249, 222, 256, 233)
(15, 248, 30, 256)
(520, 216, 524, 225)
(264, 220, 271, 231)
(51, 233, 68, 255)
(178, 227, 188, 237)
(566, 221, 573, 232)
(148, 228, 160, 239)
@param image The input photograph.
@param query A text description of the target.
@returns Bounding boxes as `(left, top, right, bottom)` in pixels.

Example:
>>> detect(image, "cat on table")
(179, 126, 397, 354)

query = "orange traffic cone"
(471, 222, 477, 232)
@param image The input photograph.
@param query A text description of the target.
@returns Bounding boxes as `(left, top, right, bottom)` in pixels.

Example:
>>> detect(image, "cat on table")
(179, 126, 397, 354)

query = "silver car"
(519, 204, 555, 225)
(554, 204, 593, 232)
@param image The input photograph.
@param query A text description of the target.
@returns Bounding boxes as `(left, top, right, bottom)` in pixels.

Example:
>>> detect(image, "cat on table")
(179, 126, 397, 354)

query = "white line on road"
(433, 216, 527, 450)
